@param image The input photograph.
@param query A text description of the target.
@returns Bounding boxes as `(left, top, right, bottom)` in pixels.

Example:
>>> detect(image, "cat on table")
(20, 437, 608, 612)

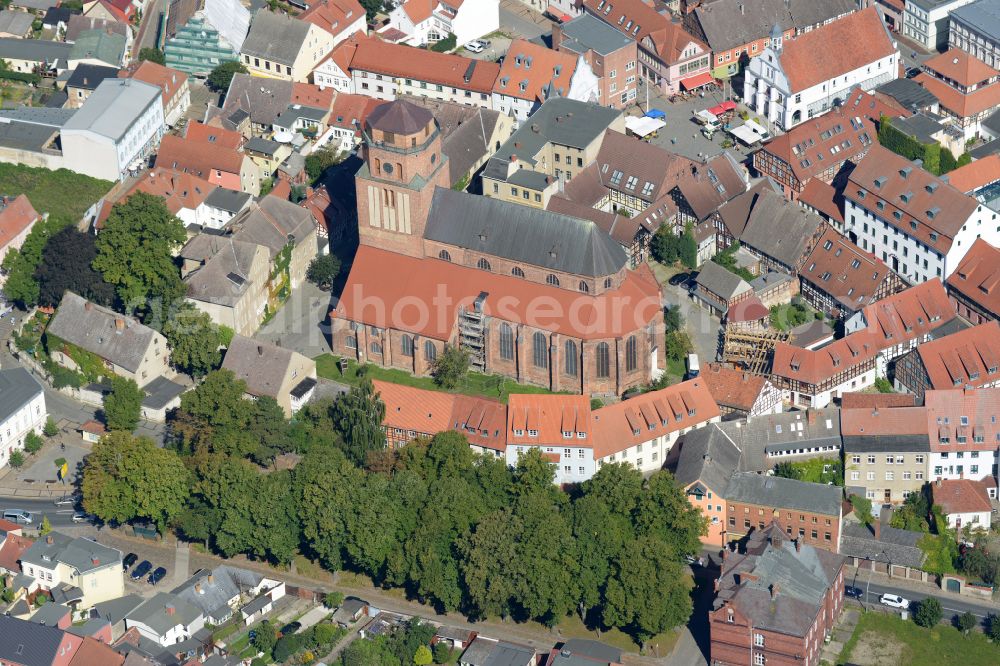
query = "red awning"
(546, 5, 572, 22)
(680, 72, 715, 91)
(708, 100, 737, 115)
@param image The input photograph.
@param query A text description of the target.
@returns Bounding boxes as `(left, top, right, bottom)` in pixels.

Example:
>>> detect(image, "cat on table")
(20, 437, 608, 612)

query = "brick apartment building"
(330, 99, 664, 397)
(553, 13, 639, 109)
(710, 524, 847, 666)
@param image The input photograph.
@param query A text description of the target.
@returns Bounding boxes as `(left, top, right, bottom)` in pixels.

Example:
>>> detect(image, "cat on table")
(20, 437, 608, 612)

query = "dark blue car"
(147, 567, 167, 585)
(131, 560, 152, 580)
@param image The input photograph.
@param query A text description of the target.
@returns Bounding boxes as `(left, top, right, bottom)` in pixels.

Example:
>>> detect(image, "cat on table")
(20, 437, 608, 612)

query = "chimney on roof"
(258, 345, 263, 356)
(91, 557, 100, 565)
(713, 578, 720, 592)
(46, 535, 53, 544)
(84, 301, 92, 311)
(115, 318, 125, 332)
(794, 539, 801, 553)
(873, 514, 881, 540)
(194, 583, 201, 594)
(769, 583, 779, 599)
(166, 605, 175, 616)
(207, 574, 214, 584)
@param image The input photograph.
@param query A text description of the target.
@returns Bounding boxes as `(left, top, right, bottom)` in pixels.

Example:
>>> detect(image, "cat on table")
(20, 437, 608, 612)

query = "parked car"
(122, 553, 138, 571)
(53, 494, 78, 506)
(280, 621, 302, 636)
(464, 40, 486, 53)
(131, 560, 152, 580)
(2, 509, 32, 525)
(906, 67, 921, 78)
(148, 567, 167, 585)
(668, 272, 690, 286)
(71, 513, 90, 523)
(879, 593, 909, 609)
(845, 586, 863, 599)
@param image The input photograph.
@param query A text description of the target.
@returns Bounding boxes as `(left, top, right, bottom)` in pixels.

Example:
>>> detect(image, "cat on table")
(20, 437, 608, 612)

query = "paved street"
(500, 0, 552, 41)
(135, 0, 164, 55)
(0, 496, 79, 528)
(849, 572, 999, 622)
(650, 262, 721, 364)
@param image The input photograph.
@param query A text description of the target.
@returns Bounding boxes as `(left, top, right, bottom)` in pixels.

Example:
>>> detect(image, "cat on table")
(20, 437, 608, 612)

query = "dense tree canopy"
(2, 214, 73, 307)
(35, 227, 115, 308)
(82, 432, 189, 530)
(93, 192, 187, 314)
(103, 376, 143, 431)
(208, 61, 247, 92)
(162, 302, 225, 377)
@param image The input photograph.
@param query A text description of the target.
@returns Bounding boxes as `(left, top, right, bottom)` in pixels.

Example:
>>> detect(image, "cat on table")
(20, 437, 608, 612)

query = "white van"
(3, 509, 32, 524)
(686, 353, 701, 379)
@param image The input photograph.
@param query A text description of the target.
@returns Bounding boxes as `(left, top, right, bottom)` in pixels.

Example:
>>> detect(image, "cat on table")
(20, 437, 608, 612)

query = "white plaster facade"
(903, 0, 976, 51)
(313, 56, 354, 93)
(491, 56, 601, 125)
(387, 0, 499, 47)
(0, 374, 45, 470)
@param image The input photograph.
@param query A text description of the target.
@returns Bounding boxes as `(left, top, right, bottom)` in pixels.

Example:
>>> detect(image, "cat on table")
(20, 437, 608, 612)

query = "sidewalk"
(820, 607, 859, 664)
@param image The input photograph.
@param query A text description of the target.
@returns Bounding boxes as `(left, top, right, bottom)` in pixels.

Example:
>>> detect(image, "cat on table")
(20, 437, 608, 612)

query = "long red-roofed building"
(946, 237, 1000, 325)
(895, 321, 1000, 400)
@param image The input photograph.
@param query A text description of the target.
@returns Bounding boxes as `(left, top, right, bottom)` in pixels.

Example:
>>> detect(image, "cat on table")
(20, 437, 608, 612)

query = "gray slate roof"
(558, 13, 633, 56)
(423, 187, 628, 277)
(0, 37, 72, 63)
(0, 10, 35, 36)
(241, 10, 310, 65)
(63, 79, 162, 141)
(183, 236, 265, 306)
(694, 261, 751, 301)
(876, 78, 939, 113)
(724, 472, 842, 516)
(0, 119, 59, 152)
(554, 639, 621, 664)
(0, 367, 42, 425)
(719, 407, 841, 472)
(65, 63, 120, 91)
(47, 292, 159, 374)
(690, 0, 856, 52)
(840, 521, 927, 569)
(228, 195, 316, 259)
(483, 97, 620, 180)
(21, 531, 122, 574)
(30, 602, 71, 627)
(714, 524, 846, 637)
(738, 188, 823, 269)
(127, 592, 203, 635)
(951, 0, 1000, 39)
(92, 594, 146, 625)
(891, 112, 946, 145)
(460, 637, 535, 666)
(171, 565, 266, 622)
(674, 424, 743, 495)
(0, 615, 66, 666)
(221, 335, 297, 400)
(205, 187, 252, 214)
(219, 74, 293, 128)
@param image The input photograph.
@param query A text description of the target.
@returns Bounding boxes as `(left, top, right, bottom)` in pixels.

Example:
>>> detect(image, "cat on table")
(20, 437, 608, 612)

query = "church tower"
(355, 99, 450, 257)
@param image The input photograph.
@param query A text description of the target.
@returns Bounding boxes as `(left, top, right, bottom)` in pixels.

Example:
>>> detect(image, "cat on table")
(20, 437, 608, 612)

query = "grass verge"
(837, 610, 1000, 666)
(0, 163, 112, 221)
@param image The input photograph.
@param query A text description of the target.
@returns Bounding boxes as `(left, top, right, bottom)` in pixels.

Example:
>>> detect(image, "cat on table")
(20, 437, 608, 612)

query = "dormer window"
(514, 429, 524, 436)
(527, 429, 538, 437)
(562, 430, 572, 438)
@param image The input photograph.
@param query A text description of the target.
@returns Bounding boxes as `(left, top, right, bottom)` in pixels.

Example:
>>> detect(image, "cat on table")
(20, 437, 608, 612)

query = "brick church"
(329, 99, 664, 397)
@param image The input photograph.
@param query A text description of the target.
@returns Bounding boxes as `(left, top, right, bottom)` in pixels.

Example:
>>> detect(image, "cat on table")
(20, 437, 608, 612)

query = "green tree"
(306, 254, 342, 291)
(10, 450, 25, 467)
(432, 642, 451, 664)
(940, 148, 958, 174)
(252, 620, 277, 656)
(331, 378, 386, 465)
(81, 431, 189, 530)
(849, 494, 875, 525)
(957, 611, 977, 634)
(103, 376, 143, 432)
(773, 461, 801, 480)
(35, 227, 115, 308)
(957, 152, 973, 168)
(664, 305, 683, 333)
(664, 330, 693, 362)
(679, 223, 697, 269)
(651, 225, 680, 265)
(207, 60, 247, 92)
(914, 597, 943, 627)
(2, 214, 73, 308)
(93, 192, 186, 313)
(39, 515, 51, 535)
(430, 345, 469, 389)
(414, 645, 433, 666)
(358, 0, 386, 20)
(295, 448, 366, 570)
(305, 148, 341, 183)
(603, 536, 692, 643)
(988, 613, 1000, 641)
(138, 48, 165, 65)
(163, 302, 224, 376)
(324, 591, 344, 608)
(171, 369, 260, 458)
(24, 431, 43, 454)
(44, 417, 59, 437)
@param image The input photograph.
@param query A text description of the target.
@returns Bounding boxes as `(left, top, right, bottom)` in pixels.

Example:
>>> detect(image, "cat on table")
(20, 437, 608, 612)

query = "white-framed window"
(867, 472, 875, 481)
(886, 471, 894, 481)
(850, 471, 860, 481)
(754, 633, 764, 647)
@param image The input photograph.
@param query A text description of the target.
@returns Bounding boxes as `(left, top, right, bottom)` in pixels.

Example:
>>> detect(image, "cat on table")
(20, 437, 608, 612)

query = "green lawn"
(769, 301, 822, 331)
(838, 611, 1000, 666)
(315, 354, 566, 403)
(0, 163, 112, 222)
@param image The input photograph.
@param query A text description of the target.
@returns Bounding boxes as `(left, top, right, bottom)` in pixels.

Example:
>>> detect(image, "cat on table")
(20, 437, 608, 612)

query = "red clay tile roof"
(700, 363, 768, 411)
(846, 86, 909, 124)
(508, 394, 592, 446)
(329, 92, 380, 132)
(758, 106, 876, 185)
(726, 294, 768, 323)
(494, 39, 578, 102)
(401, 0, 435, 24)
(915, 71, 1000, 118)
(772, 279, 954, 386)
(584, 0, 708, 64)
(334, 245, 662, 341)
(325, 34, 361, 73)
(924, 49, 998, 88)
(778, 8, 894, 92)
(126, 167, 214, 215)
(798, 178, 843, 223)
(933, 478, 992, 515)
(184, 121, 243, 149)
(799, 226, 894, 313)
(292, 82, 335, 111)
(300, 0, 365, 37)
(349, 37, 500, 93)
(0, 194, 39, 249)
(80, 419, 106, 435)
(0, 518, 21, 533)
(120, 60, 188, 108)
(915, 321, 1000, 391)
(69, 637, 125, 666)
(839, 392, 916, 409)
(924, 387, 1000, 453)
(840, 404, 929, 437)
(847, 144, 979, 253)
(947, 238, 1000, 319)
(589, 378, 720, 458)
(156, 133, 244, 178)
(944, 154, 1000, 193)
(0, 532, 33, 572)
